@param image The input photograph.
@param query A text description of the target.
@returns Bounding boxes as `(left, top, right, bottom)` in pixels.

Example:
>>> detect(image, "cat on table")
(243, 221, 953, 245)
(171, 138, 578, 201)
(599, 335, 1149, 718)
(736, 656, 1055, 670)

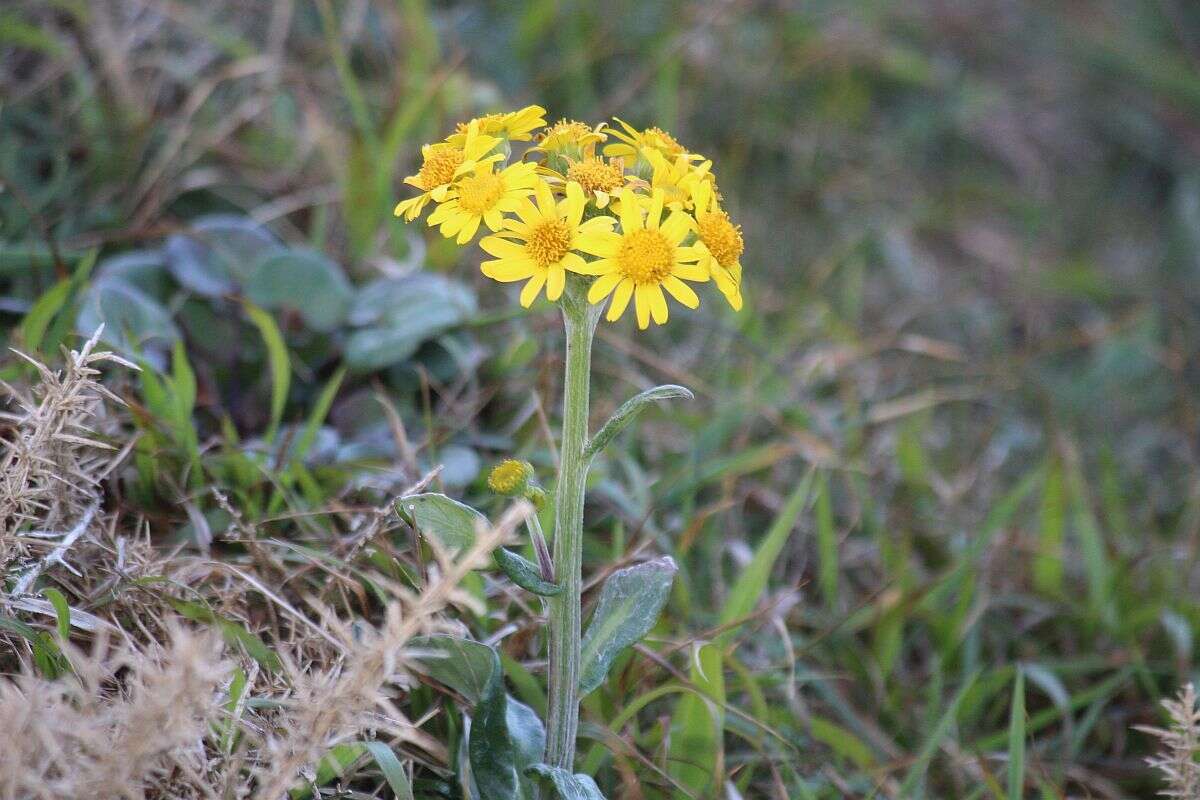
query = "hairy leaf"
(397, 493, 487, 554)
(496, 547, 561, 596)
(584, 384, 693, 460)
(579, 556, 677, 696)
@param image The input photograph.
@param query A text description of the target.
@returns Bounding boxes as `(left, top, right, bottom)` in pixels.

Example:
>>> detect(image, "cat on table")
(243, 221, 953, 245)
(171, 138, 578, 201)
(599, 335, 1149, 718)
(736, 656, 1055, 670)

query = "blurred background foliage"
(3, 0, 1200, 797)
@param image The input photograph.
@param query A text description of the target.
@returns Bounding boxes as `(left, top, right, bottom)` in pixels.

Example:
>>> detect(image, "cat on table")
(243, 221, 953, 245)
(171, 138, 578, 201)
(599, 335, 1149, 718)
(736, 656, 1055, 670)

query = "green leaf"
(409, 635, 498, 705)
(815, 470, 838, 607)
(77, 277, 179, 357)
(360, 741, 414, 800)
(718, 468, 816, 646)
(584, 384, 693, 460)
(290, 367, 345, 466)
(578, 556, 677, 696)
(899, 670, 980, 796)
(525, 764, 607, 800)
(244, 303, 291, 443)
(1034, 459, 1064, 595)
(668, 642, 725, 794)
(244, 249, 353, 332)
(810, 716, 875, 769)
(409, 635, 542, 800)
(21, 278, 71, 355)
(397, 493, 487, 554)
(344, 274, 477, 369)
(42, 587, 71, 640)
(1008, 667, 1026, 800)
(495, 548, 561, 596)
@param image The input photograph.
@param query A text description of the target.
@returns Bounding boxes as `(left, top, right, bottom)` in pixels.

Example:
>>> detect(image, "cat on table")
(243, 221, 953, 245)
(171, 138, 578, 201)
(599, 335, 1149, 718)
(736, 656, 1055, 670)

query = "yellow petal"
(482, 258, 537, 281)
(565, 181, 585, 228)
(574, 231, 621, 257)
(617, 188, 641, 233)
(587, 271, 623, 303)
(480, 236, 527, 259)
(535, 181, 556, 218)
(483, 208, 505, 232)
(519, 272, 547, 307)
(606, 278, 634, 321)
(673, 262, 709, 282)
(546, 265, 566, 301)
(645, 189, 664, 230)
(456, 215, 481, 244)
(634, 284, 652, 329)
(648, 284, 669, 324)
(660, 211, 693, 245)
(662, 276, 700, 309)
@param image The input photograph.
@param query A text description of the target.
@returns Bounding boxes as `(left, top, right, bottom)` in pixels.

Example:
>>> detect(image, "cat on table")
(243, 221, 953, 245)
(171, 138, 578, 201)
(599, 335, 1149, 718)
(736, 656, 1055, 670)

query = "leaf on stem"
(496, 548, 561, 596)
(584, 384, 693, 460)
(578, 556, 677, 696)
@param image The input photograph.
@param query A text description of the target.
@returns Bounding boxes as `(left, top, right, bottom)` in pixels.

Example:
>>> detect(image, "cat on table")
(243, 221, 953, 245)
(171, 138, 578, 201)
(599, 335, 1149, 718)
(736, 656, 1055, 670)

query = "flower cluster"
(394, 106, 744, 328)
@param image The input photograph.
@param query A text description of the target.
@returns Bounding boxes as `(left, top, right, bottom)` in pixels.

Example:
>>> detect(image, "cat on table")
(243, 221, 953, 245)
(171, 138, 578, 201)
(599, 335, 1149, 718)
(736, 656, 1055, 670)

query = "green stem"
(544, 276, 599, 770)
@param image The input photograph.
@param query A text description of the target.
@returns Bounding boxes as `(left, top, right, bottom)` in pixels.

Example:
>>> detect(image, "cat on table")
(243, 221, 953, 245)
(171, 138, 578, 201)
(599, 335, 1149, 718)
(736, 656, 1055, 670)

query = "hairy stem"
(544, 277, 599, 770)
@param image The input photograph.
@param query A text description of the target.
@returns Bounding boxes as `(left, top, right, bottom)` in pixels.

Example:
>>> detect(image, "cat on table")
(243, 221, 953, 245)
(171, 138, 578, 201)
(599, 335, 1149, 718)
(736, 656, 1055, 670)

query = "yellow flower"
(487, 459, 534, 496)
(691, 180, 744, 311)
(645, 149, 712, 211)
(565, 157, 626, 208)
(449, 104, 547, 145)
(427, 161, 539, 244)
(574, 188, 707, 329)
(602, 117, 691, 163)
(479, 181, 615, 307)
(534, 119, 607, 159)
(393, 122, 503, 221)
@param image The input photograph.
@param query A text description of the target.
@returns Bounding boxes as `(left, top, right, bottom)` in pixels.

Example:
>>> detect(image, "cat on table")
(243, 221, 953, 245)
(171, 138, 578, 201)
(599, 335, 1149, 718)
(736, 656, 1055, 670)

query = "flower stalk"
(544, 275, 600, 769)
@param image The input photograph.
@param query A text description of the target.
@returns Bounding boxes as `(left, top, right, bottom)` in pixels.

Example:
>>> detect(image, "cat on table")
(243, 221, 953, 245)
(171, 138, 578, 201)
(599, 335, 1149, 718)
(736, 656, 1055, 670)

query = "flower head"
(645, 149, 712, 212)
(565, 157, 626, 208)
(427, 161, 540, 244)
(394, 122, 503, 221)
(603, 118, 692, 164)
(575, 188, 708, 329)
(487, 459, 534, 496)
(480, 182, 614, 306)
(691, 180, 744, 311)
(534, 119, 607, 159)
(449, 105, 547, 146)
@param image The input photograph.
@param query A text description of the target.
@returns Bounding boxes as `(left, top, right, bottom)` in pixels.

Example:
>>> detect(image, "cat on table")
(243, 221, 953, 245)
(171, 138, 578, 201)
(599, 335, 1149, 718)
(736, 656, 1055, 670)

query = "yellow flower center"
(487, 459, 530, 494)
(418, 145, 464, 190)
(568, 158, 624, 194)
(526, 220, 572, 267)
(698, 211, 744, 268)
(617, 229, 674, 285)
(643, 127, 685, 157)
(457, 172, 505, 214)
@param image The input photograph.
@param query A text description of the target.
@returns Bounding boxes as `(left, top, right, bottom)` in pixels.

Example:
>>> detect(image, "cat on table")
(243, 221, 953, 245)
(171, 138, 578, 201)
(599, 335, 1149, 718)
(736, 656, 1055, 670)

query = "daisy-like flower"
(563, 156, 626, 208)
(645, 149, 713, 211)
(602, 118, 697, 164)
(690, 180, 744, 311)
(394, 122, 503, 221)
(575, 188, 707, 329)
(448, 104, 547, 146)
(427, 161, 540, 244)
(479, 181, 615, 307)
(533, 119, 607, 159)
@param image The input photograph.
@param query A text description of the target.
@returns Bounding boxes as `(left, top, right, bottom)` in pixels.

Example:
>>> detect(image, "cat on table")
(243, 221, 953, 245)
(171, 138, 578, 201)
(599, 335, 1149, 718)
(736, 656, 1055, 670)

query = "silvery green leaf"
(578, 556, 678, 696)
(164, 214, 282, 296)
(244, 248, 352, 332)
(495, 548, 561, 597)
(525, 764, 607, 800)
(76, 277, 180, 358)
(396, 493, 487, 553)
(584, 385, 693, 460)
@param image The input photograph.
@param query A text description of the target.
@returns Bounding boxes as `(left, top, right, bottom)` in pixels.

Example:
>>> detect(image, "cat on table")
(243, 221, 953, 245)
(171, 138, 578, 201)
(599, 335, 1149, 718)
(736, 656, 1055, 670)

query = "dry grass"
(1139, 684, 1200, 799)
(0, 334, 529, 798)
(0, 327, 136, 562)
